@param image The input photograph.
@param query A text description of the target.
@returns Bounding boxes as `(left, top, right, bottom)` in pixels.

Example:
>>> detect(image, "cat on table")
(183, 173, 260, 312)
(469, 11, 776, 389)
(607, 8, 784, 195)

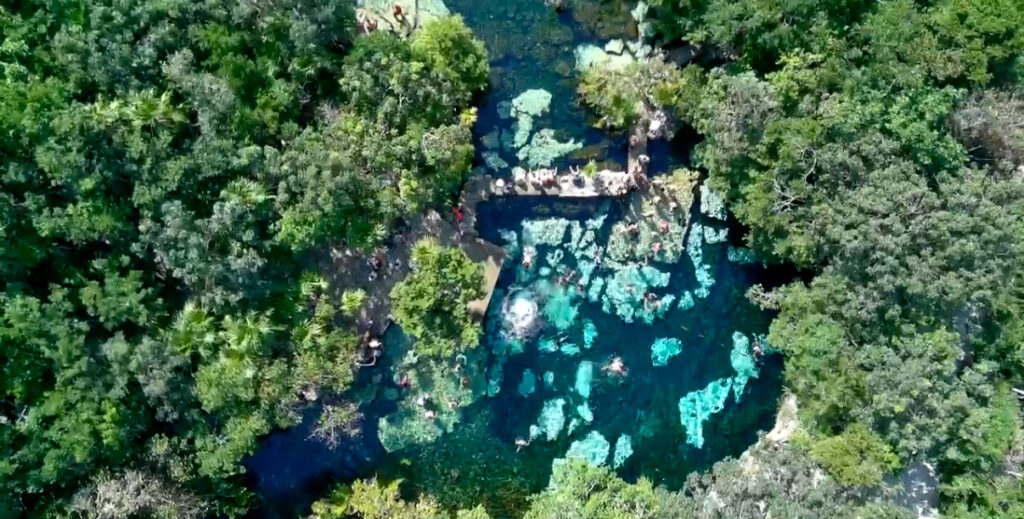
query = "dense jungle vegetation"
(2, 0, 1024, 517)
(0, 0, 487, 515)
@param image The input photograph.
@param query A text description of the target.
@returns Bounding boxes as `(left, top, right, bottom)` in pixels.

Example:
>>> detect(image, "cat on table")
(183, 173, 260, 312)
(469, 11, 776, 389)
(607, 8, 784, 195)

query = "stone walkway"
(324, 121, 650, 343)
(466, 167, 636, 199)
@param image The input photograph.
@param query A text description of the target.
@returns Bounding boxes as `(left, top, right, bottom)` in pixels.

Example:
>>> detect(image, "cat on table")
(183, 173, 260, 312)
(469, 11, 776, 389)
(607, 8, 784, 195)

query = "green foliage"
(341, 289, 369, 316)
(644, 0, 1024, 514)
(579, 58, 682, 129)
(390, 240, 484, 357)
(939, 383, 1019, 477)
(309, 479, 490, 519)
(411, 16, 491, 96)
(0, 0, 488, 512)
(524, 461, 660, 519)
(941, 474, 1024, 519)
(678, 442, 914, 519)
(809, 423, 900, 486)
(649, 0, 1023, 83)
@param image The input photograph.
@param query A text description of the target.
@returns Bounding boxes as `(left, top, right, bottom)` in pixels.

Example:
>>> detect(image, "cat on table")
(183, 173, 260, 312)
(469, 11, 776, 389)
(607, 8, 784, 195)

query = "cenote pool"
(245, 1, 787, 517)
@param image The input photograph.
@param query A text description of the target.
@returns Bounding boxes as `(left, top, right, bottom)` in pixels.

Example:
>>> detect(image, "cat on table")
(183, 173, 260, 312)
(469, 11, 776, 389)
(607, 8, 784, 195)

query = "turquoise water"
(449, 0, 647, 172)
(396, 195, 784, 515)
(246, 3, 784, 517)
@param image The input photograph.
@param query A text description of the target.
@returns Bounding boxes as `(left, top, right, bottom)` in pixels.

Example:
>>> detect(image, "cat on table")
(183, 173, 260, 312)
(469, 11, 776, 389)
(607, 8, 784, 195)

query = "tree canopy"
(0, 0, 488, 513)
(612, 0, 1024, 513)
(390, 240, 485, 358)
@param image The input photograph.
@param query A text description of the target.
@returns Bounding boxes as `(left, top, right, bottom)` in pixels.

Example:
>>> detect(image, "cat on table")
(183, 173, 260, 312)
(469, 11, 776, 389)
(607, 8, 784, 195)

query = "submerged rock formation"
(606, 169, 699, 266)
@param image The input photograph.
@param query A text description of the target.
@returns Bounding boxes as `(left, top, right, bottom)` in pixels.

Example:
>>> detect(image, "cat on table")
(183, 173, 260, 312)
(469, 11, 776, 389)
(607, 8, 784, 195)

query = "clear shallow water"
(245, 2, 783, 517)
(392, 195, 784, 515)
(247, 202, 784, 519)
(449, 0, 686, 172)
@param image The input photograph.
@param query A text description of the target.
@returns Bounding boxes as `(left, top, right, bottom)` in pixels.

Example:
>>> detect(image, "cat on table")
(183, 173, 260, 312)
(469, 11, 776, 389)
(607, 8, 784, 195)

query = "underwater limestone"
(377, 408, 442, 453)
(638, 294, 676, 325)
(522, 218, 571, 249)
(482, 151, 508, 172)
(511, 88, 553, 119)
(518, 369, 537, 397)
(491, 333, 526, 357)
(497, 100, 512, 120)
(700, 183, 728, 220)
(376, 328, 486, 452)
(678, 378, 734, 449)
(577, 401, 594, 423)
(640, 266, 671, 290)
(529, 425, 541, 442)
(587, 276, 605, 303)
(481, 128, 501, 150)
(508, 89, 556, 154)
(486, 305, 524, 398)
(512, 117, 533, 150)
(560, 342, 581, 356)
(651, 337, 683, 367)
(545, 248, 565, 268)
(606, 169, 698, 266)
(613, 434, 634, 468)
(538, 398, 567, 441)
(539, 337, 558, 353)
(730, 332, 759, 400)
(564, 430, 611, 466)
(487, 358, 504, 397)
(574, 360, 594, 399)
(543, 283, 580, 331)
(687, 222, 716, 299)
(543, 371, 556, 387)
(377, 360, 479, 452)
(517, 128, 583, 168)
(583, 320, 598, 349)
(600, 264, 671, 323)
(573, 43, 636, 72)
(567, 418, 581, 437)
(703, 225, 729, 244)
(694, 268, 714, 299)
(577, 258, 597, 287)
(677, 291, 695, 311)
(499, 229, 520, 258)
(586, 212, 608, 231)
(568, 220, 595, 251)
(727, 246, 759, 265)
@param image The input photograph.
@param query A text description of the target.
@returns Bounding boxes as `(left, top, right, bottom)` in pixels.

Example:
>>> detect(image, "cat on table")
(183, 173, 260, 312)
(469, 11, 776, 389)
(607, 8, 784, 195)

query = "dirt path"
(318, 207, 505, 338)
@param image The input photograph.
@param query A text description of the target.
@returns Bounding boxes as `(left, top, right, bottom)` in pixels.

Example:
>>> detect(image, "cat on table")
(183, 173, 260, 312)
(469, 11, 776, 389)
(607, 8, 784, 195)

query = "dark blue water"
(247, 197, 785, 519)
(245, 3, 782, 517)
(448, 0, 690, 172)
(393, 195, 784, 516)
